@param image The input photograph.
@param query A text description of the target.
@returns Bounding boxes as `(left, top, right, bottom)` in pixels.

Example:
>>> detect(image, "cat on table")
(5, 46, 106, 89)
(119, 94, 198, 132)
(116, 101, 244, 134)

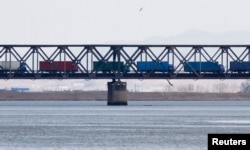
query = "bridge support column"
(107, 80, 127, 105)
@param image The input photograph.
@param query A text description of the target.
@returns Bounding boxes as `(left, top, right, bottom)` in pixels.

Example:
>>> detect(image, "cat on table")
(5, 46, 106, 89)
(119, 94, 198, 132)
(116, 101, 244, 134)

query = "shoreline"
(0, 91, 250, 101)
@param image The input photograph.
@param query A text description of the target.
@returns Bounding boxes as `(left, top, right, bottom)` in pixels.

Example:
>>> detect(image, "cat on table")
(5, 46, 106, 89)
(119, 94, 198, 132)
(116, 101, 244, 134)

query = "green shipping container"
(93, 61, 126, 72)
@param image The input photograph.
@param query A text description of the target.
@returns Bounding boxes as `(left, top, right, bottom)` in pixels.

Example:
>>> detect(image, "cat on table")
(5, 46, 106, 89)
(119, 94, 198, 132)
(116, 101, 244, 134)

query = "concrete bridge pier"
(107, 80, 127, 105)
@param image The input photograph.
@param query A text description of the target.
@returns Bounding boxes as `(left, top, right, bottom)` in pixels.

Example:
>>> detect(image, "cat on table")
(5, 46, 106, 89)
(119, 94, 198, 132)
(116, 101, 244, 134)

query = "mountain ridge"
(107, 29, 250, 45)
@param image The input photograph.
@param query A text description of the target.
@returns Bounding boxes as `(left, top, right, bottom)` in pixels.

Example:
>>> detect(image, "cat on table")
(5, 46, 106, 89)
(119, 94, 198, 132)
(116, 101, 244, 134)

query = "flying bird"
(139, 7, 143, 12)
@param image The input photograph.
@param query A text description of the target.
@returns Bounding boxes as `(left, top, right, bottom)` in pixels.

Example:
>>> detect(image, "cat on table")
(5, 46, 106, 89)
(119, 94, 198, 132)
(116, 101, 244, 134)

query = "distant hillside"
(108, 29, 250, 45)
(143, 29, 250, 45)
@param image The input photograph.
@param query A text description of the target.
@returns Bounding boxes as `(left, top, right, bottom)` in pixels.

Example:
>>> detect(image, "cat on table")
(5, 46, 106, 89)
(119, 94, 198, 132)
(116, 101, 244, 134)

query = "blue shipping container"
(230, 61, 250, 72)
(11, 87, 29, 92)
(184, 62, 224, 73)
(137, 61, 174, 72)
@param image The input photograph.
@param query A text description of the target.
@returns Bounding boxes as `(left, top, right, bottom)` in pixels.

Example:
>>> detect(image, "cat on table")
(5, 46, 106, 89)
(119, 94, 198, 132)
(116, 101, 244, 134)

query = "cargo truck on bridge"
(184, 62, 225, 73)
(229, 61, 250, 73)
(137, 61, 174, 73)
(0, 61, 26, 72)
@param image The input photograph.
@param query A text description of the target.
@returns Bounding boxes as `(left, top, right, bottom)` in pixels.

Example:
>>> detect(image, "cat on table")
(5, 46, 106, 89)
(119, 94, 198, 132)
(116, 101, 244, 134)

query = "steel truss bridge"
(0, 45, 250, 79)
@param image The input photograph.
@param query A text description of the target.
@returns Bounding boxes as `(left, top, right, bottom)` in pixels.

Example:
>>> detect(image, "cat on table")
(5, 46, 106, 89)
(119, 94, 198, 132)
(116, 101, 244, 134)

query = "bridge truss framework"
(0, 45, 250, 79)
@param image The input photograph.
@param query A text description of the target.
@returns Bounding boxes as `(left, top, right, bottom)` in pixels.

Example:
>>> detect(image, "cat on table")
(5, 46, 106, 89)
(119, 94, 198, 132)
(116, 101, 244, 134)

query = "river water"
(0, 101, 250, 150)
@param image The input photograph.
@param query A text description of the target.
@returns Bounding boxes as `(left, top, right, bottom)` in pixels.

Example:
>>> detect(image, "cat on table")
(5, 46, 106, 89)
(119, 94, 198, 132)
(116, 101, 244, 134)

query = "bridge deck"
(0, 73, 250, 79)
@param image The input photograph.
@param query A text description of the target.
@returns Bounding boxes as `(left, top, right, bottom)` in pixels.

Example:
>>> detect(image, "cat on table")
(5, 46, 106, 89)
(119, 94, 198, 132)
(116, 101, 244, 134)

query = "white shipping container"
(0, 61, 20, 70)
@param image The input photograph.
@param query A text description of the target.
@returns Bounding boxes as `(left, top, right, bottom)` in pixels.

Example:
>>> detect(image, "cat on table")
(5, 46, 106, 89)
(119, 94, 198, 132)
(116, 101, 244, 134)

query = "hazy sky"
(1, 0, 250, 44)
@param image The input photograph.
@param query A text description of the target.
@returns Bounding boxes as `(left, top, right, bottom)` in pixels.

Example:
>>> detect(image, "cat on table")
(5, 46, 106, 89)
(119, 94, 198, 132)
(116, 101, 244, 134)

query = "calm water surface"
(0, 101, 250, 150)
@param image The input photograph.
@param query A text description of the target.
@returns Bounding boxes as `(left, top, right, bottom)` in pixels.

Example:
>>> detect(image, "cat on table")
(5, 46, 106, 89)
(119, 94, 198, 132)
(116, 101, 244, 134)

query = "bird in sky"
(139, 7, 143, 12)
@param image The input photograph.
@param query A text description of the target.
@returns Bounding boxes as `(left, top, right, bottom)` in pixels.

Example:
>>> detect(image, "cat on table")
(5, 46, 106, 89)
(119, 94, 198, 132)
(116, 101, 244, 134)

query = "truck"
(0, 61, 26, 72)
(40, 61, 78, 72)
(184, 61, 225, 73)
(230, 61, 250, 72)
(137, 61, 174, 72)
(93, 61, 129, 73)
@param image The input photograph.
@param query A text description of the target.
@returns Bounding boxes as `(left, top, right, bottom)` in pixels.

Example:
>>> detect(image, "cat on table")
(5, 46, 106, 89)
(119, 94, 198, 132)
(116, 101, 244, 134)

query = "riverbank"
(0, 91, 250, 101)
